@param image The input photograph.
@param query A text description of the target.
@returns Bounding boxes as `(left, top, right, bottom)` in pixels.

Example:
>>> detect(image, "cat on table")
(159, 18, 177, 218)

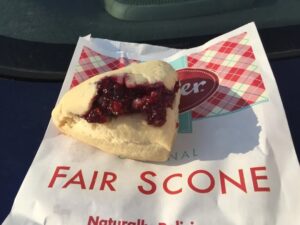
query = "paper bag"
(3, 22, 300, 225)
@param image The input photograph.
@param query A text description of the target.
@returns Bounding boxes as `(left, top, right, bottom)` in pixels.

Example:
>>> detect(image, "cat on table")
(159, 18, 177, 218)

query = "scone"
(52, 61, 180, 162)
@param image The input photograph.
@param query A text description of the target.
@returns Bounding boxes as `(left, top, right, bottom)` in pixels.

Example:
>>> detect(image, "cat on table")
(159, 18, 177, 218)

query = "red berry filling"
(83, 75, 179, 127)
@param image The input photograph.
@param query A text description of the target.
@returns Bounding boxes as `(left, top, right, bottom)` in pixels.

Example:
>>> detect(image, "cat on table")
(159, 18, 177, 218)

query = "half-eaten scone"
(52, 61, 180, 162)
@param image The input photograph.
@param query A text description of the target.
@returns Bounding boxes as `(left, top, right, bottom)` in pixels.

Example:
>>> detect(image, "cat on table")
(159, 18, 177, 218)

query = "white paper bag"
(3, 22, 300, 225)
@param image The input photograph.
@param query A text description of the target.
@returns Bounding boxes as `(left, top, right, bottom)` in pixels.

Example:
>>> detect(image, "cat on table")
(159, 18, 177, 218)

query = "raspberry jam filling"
(83, 75, 179, 126)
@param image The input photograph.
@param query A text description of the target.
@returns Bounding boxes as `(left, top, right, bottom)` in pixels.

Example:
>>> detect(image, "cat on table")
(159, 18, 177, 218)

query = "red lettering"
(62, 170, 85, 189)
(48, 166, 70, 188)
(108, 218, 115, 225)
(89, 171, 98, 190)
(138, 171, 157, 195)
(62, 170, 86, 189)
(87, 216, 99, 225)
(251, 167, 270, 192)
(220, 169, 247, 194)
(163, 173, 182, 194)
(100, 172, 117, 191)
(188, 170, 215, 193)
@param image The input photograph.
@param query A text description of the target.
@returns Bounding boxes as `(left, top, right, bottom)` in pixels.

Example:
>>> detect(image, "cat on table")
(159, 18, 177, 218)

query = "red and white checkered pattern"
(187, 32, 267, 118)
(71, 47, 139, 88)
(70, 32, 267, 119)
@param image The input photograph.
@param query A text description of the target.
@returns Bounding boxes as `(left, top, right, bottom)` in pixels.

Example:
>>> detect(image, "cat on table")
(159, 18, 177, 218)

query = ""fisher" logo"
(178, 68, 219, 113)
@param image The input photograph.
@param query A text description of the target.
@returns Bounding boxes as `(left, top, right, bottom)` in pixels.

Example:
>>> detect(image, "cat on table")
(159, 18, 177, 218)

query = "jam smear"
(83, 76, 179, 126)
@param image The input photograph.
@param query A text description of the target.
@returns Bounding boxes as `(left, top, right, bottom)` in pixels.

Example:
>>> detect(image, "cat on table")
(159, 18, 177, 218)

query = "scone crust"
(52, 61, 180, 162)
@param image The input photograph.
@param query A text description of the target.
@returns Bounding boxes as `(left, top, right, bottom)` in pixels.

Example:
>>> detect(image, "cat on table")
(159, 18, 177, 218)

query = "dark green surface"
(104, 0, 255, 21)
(1, 25, 300, 81)
(0, 0, 300, 44)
